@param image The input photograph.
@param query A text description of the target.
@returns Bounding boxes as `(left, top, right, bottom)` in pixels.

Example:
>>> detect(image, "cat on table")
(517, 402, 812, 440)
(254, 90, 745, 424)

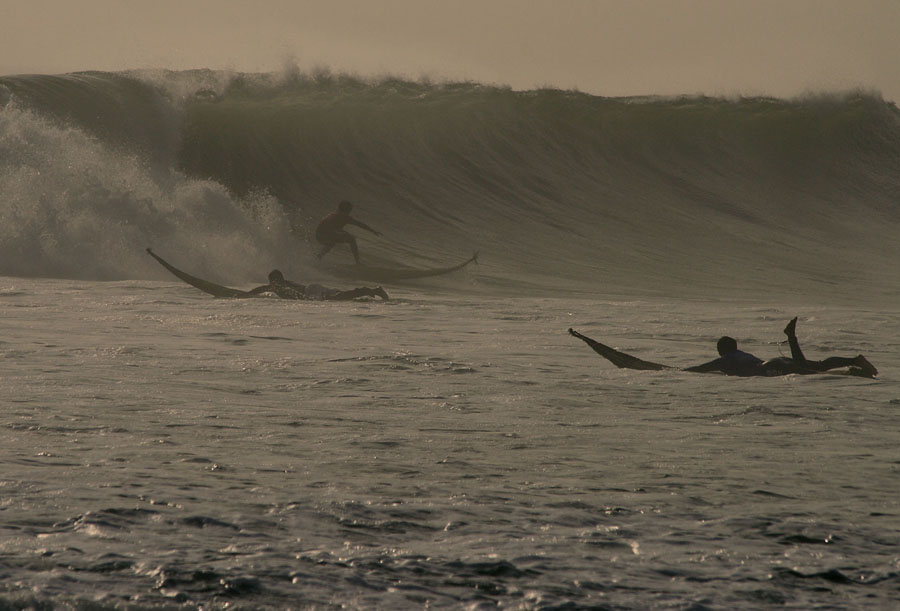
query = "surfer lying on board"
(569, 320, 877, 378)
(683, 319, 877, 376)
(247, 270, 390, 301)
(146, 249, 389, 301)
(315, 200, 381, 264)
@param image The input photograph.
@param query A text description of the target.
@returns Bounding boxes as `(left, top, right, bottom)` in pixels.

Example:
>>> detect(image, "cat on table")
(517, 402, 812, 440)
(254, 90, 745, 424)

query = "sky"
(2, 0, 899, 102)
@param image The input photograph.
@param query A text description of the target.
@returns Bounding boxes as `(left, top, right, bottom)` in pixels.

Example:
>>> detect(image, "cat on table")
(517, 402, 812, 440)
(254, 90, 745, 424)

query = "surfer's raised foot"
(854, 355, 878, 377)
(784, 317, 798, 337)
(375, 286, 390, 300)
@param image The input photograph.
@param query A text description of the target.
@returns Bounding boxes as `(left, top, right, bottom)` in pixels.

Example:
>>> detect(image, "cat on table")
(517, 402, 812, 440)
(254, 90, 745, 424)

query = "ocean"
(1, 69, 899, 609)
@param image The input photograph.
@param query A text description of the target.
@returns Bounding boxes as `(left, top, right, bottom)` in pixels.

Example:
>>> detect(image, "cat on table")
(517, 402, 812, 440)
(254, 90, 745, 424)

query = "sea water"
(2, 280, 898, 609)
(1, 70, 899, 608)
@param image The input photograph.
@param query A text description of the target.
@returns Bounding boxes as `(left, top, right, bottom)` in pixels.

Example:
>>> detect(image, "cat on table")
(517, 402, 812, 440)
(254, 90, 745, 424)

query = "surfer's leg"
(815, 355, 877, 375)
(346, 235, 361, 264)
(316, 237, 336, 259)
(853, 355, 878, 377)
(323, 289, 358, 301)
(760, 357, 816, 376)
(315, 230, 332, 259)
(325, 231, 360, 263)
(815, 356, 858, 369)
(783, 318, 875, 375)
(326, 286, 389, 301)
(317, 230, 351, 260)
(783, 317, 812, 366)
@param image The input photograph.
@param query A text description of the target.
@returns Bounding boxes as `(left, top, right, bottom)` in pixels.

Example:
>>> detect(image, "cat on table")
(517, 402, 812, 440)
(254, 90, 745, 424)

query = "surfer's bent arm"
(683, 358, 726, 374)
(349, 218, 381, 236)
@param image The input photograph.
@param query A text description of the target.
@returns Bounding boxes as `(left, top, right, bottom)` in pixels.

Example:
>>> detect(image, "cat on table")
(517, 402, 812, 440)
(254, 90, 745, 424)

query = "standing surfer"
(315, 200, 381, 264)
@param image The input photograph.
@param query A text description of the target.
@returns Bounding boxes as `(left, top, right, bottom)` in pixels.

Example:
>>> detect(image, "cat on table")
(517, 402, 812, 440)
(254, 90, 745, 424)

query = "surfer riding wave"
(315, 200, 381, 264)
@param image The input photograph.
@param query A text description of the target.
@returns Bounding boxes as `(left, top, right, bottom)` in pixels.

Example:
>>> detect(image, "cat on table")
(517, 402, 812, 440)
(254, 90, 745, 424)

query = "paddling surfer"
(570, 319, 877, 377)
(685, 329, 876, 376)
(315, 200, 381, 264)
(681, 336, 818, 376)
(249, 270, 389, 301)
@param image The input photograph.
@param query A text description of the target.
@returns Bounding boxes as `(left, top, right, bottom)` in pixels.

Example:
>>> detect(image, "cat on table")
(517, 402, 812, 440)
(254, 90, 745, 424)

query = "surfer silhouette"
(683, 327, 876, 376)
(146, 249, 389, 301)
(248, 270, 389, 301)
(569, 319, 877, 377)
(315, 200, 381, 264)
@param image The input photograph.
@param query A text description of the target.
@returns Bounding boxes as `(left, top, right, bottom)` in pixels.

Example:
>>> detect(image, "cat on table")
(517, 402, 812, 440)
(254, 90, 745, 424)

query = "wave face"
(2, 70, 900, 297)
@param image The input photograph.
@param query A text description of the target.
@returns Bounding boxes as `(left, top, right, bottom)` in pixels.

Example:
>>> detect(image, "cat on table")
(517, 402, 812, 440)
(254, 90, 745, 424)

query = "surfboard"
(147, 248, 257, 298)
(568, 328, 671, 371)
(323, 252, 479, 283)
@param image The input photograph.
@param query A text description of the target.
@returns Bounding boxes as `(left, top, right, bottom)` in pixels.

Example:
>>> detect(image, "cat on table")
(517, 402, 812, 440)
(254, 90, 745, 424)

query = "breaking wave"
(2, 69, 899, 297)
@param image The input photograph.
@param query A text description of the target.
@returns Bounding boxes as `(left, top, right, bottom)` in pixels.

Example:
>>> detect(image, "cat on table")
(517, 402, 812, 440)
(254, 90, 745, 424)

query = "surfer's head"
(268, 269, 285, 283)
(716, 336, 738, 356)
(338, 200, 353, 213)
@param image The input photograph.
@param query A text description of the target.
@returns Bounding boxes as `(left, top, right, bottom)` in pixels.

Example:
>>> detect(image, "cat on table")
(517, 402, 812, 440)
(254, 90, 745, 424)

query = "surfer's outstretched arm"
(349, 218, 381, 236)
(683, 359, 727, 374)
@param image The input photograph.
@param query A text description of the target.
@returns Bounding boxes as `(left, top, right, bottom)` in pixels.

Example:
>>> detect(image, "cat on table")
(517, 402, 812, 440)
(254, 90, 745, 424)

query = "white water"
(2, 277, 897, 609)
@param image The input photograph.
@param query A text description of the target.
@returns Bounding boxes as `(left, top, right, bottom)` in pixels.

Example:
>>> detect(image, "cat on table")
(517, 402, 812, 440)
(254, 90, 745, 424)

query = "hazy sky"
(3, 0, 899, 101)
